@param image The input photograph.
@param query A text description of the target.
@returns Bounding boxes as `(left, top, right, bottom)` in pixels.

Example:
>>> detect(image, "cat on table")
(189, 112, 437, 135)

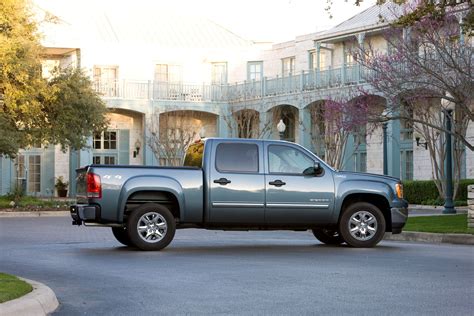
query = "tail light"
(87, 173, 101, 198)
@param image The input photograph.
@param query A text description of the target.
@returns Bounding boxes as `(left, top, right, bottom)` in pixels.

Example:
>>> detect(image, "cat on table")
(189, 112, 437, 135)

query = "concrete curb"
(0, 277, 59, 316)
(0, 211, 69, 217)
(384, 231, 474, 245)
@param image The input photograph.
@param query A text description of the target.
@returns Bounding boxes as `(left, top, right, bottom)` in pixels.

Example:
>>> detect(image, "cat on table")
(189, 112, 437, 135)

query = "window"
(93, 131, 117, 149)
(268, 145, 314, 174)
(344, 42, 355, 66)
(282, 57, 295, 76)
(183, 141, 204, 167)
(154, 64, 182, 82)
(354, 152, 367, 173)
(247, 61, 263, 81)
(309, 51, 328, 70)
(211, 62, 227, 84)
(93, 155, 117, 165)
(93, 65, 118, 97)
(215, 143, 258, 173)
(401, 150, 413, 180)
(28, 155, 41, 193)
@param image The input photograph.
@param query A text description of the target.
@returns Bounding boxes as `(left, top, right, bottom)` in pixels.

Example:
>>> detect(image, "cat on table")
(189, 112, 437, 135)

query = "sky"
(34, 0, 377, 43)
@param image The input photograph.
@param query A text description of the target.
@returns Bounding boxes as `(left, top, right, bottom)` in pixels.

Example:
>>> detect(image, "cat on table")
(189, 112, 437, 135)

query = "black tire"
(311, 228, 345, 245)
(111, 227, 132, 246)
(127, 203, 176, 251)
(339, 202, 386, 248)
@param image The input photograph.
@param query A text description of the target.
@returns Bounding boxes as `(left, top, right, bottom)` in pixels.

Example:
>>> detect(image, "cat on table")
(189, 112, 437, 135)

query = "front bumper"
(390, 201, 408, 234)
(70, 204, 101, 225)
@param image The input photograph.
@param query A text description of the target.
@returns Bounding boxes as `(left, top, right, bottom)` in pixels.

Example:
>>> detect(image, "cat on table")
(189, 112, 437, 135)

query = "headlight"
(395, 183, 403, 199)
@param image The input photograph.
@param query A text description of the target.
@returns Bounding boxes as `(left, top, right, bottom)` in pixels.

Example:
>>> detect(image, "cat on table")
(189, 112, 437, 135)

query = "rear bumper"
(391, 200, 408, 234)
(70, 204, 101, 225)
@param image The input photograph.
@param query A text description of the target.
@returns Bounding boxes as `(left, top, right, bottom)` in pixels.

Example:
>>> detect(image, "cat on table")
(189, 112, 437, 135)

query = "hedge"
(402, 179, 474, 205)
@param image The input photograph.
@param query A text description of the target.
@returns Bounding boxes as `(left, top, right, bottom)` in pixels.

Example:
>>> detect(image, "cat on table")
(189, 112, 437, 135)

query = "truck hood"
(335, 171, 401, 184)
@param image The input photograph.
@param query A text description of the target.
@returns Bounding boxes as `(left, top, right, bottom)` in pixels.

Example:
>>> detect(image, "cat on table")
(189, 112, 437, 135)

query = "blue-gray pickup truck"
(70, 138, 408, 250)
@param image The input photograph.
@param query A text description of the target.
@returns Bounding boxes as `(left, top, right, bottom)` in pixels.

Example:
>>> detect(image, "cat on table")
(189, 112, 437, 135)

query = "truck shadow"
(78, 242, 403, 257)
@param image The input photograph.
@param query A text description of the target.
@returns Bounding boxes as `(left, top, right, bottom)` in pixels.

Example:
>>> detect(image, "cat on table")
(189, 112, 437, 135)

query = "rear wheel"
(127, 203, 176, 251)
(311, 228, 345, 245)
(111, 227, 132, 246)
(339, 202, 386, 248)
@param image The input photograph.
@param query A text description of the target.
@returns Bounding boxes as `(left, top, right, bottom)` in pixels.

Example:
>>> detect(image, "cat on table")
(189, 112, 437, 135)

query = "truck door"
(264, 143, 335, 224)
(208, 141, 265, 224)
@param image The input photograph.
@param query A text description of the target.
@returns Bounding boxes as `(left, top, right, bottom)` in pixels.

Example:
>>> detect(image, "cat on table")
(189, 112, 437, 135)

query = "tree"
(147, 110, 208, 166)
(0, 0, 108, 157)
(225, 108, 272, 139)
(303, 96, 373, 170)
(357, 2, 473, 199)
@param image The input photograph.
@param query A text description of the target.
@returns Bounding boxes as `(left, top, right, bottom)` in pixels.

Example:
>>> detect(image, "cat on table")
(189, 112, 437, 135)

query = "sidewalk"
(0, 278, 58, 316)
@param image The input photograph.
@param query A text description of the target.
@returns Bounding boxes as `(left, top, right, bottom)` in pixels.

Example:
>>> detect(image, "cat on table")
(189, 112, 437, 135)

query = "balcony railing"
(92, 65, 368, 102)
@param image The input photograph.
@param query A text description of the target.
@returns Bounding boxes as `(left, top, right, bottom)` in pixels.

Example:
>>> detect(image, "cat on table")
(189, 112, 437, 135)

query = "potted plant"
(55, 176, 69, 198)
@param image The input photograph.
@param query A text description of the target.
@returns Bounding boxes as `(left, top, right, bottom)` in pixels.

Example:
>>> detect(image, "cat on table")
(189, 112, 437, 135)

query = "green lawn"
(405, 214, 474, 234)
(0, 273, 33, 303)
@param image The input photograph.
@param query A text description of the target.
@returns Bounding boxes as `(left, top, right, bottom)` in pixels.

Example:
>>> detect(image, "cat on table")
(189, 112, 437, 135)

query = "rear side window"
(183, 141, 204, 167)
(216, 143, 259, 173)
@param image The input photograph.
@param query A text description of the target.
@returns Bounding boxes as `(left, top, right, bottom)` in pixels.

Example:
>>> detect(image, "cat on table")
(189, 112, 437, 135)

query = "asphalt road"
(1, 217, 473, 315)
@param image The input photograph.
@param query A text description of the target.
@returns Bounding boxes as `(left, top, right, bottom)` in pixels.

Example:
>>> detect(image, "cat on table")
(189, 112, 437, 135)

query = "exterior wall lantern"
(133, 139, 142, 158)
(440, 93, 456, 214)
(415, 134, 428, 150)
(277, 119, 286, 140)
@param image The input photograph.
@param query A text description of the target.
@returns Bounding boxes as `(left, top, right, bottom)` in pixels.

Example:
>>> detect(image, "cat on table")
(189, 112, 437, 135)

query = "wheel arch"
(118, 175, 184, 223)
(339, 193, 392, 232)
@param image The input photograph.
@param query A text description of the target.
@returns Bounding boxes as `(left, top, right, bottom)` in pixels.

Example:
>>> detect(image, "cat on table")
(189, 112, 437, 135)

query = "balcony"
(92, 64, 367, 103)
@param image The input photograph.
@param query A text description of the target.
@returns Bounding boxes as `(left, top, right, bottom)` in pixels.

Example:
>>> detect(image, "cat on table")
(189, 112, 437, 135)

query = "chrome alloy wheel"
(347, 211, 378, 241)
(137, 212, 168, 243)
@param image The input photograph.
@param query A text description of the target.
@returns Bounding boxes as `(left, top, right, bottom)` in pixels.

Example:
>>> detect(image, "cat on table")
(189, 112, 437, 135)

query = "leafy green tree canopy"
(0, 0, 108, 157)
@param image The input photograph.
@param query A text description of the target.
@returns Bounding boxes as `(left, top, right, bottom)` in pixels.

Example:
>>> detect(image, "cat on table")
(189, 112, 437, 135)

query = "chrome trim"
(212, 202, 265, 208)
(266, 203, 329, 209)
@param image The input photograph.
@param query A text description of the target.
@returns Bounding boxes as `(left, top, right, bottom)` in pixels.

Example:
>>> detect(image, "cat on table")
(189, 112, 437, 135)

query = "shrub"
(402, 179, 474, 205)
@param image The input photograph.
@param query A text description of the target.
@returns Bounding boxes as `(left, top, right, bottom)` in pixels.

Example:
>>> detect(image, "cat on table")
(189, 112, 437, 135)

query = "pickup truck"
(70, 138, 408, 250)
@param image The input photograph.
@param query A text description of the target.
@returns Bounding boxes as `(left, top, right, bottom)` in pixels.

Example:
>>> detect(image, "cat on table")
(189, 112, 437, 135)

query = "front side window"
(268, 145, 314, 174)
(215, 143, 258, 173)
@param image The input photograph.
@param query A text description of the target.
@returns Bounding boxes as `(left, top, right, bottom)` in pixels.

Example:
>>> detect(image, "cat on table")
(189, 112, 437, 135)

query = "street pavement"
(1, 217, 473, 315)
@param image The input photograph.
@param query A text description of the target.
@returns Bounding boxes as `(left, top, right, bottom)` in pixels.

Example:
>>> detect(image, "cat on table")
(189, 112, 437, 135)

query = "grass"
(0, 273, 33, 303)
(405, 214, 474, 235)
(0, 195, 72, 209)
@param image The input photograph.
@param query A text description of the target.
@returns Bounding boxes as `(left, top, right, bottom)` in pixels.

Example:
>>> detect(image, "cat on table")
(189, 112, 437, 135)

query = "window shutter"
(119, 130, 130, 165)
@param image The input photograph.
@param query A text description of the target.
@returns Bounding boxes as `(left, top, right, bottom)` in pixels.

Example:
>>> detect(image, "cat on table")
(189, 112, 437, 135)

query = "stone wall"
(468, 185, 474, 229)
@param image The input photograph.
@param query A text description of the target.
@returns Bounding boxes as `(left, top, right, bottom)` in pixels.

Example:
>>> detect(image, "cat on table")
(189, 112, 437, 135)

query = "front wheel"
(127, 203, 176, 251)
(339, 202, 386, 248)
(311, 228, 345, 245)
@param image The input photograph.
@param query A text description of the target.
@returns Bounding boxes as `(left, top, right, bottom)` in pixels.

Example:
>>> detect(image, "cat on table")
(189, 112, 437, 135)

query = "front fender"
(118, 175, 185, 222)
(334, 180, 393, 220)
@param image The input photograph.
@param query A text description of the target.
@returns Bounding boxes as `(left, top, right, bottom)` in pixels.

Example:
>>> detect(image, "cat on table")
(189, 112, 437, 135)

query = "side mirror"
(303, 163, 324, 176)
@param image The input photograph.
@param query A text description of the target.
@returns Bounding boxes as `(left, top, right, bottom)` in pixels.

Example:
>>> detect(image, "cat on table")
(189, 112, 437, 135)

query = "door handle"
(269, 180, 286, 187)
(214, 178, 231, 185)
